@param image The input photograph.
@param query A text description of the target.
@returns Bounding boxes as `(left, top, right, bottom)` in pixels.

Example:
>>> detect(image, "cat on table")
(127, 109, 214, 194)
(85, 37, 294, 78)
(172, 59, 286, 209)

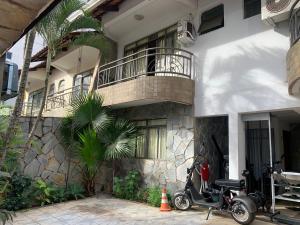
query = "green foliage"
(33, 179, 55, 206)
(113, 177, 124, 198)
(0, 209, 14, 225)
(136, 188, 149, 203)
(51, 186, 67, 203)
(1, 174, 33, 211)
(113, 170, 140, 200)
(123, 170, 140, 200)
(0, 115, 24, 173)
(36, 0, 101, 58)
(146, 187, 162, 207)
(60, 93, 138, 194)
(66, 183, 85, 200)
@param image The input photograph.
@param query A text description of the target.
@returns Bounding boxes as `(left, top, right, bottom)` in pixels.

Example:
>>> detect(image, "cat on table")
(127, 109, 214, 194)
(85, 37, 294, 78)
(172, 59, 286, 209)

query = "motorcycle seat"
(215, 179, 245, 190)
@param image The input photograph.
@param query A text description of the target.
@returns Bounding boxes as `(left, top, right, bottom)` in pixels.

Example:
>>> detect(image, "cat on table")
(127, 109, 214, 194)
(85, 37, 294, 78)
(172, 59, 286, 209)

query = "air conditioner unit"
(177, 19, 196, 46)
(262, 0, 300, 25)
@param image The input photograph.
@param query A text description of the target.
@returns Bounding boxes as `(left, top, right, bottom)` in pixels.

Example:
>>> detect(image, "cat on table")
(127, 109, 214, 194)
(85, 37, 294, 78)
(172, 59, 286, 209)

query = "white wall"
(102, 0, 300, 179)
(191, 0, 300, 117)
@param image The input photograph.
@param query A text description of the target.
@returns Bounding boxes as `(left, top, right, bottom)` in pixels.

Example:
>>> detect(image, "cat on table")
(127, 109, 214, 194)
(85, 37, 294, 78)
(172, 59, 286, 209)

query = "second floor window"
(58, 80, 65, 93)
(198, 4, 224, 35)
(48, 83, 55, 96)
(244, 0, 261, 19)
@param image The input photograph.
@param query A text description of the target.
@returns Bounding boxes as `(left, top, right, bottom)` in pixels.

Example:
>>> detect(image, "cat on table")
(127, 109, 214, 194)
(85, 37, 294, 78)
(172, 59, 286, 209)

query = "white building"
(23, 0, 300, 194)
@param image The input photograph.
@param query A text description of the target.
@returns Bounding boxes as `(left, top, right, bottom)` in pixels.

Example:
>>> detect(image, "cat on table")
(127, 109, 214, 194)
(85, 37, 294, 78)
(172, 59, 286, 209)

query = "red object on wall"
(201, 162, 209, 181)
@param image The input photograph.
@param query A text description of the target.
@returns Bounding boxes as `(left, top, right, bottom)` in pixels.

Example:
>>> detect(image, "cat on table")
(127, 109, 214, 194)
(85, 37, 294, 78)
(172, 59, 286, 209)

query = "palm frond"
(102, 119, 138, 160)
(70, 93, 109, 130)
(78, 129, 105, 171)
(35, 0, 100, 57)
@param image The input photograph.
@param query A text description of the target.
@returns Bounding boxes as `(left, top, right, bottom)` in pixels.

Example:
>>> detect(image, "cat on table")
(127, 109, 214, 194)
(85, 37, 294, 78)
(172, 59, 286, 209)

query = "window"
(58, 80, 65, 93)
(198, 4, 224, 35)
(48, 83, 55, 96)
(123, 25, 178, 78)
(135, 119, 167, 159)
(244, 0, 261, 19)
(73, 70, 92, 95)
(28, 88, 44, 113)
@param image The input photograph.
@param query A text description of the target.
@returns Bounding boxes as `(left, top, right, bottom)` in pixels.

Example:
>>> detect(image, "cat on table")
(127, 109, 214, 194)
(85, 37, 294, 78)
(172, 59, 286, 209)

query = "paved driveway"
(11, 195, 274, 225)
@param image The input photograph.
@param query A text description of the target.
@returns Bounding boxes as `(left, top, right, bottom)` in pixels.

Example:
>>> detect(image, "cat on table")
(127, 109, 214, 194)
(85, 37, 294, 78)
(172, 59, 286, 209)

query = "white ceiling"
(103, 0, 196, 41)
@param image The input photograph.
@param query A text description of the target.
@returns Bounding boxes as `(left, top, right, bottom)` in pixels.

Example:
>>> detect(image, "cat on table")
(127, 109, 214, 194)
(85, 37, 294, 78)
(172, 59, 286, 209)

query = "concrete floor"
(11, 195, 275, 225)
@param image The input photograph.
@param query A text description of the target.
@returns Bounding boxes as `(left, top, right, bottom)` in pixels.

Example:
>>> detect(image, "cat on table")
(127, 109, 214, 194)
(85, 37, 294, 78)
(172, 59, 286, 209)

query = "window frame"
(134, 119, 167, 160)
(57, 79, 65, 93)
(48, 83, 55, 97)
(243, 0, 261, 19)
(198, 4, 225, 35)
(124, 24, 178, 56)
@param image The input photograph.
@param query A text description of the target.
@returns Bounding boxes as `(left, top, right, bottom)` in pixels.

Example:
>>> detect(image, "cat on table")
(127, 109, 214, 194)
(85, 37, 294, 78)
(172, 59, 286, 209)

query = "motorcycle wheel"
(231, 201, 255, 225)
(172, 193, 191, 211)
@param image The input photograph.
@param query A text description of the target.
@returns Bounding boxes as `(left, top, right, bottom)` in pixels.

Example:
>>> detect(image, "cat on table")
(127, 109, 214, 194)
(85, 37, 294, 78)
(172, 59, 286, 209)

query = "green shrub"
(113, 170, 140, 200)
(51, 186, 66, 203)
(1, 174, 33, 211)
(66, 183, 85, 200)
(33, 179, 55, 206)
(136, 188, 149, 202)
(113, 177, 124, 198)
(146, 187, 162, 207)
(124, 170, 140, 200)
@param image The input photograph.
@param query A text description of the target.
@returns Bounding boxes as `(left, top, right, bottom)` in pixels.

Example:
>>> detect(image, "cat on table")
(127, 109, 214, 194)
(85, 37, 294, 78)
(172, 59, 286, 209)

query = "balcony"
(287, 0, 300, 95)
(22, 85, 89, 117)
(95, 47, 194, 107)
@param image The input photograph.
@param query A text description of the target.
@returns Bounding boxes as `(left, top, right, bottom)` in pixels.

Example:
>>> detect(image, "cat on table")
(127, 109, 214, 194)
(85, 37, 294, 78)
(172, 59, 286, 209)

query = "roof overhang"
(0, 0, 62, 56)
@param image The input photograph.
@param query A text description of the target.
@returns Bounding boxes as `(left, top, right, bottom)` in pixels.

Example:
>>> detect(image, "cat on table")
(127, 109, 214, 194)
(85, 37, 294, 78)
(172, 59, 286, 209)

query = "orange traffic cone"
(160, 187, 171, 211)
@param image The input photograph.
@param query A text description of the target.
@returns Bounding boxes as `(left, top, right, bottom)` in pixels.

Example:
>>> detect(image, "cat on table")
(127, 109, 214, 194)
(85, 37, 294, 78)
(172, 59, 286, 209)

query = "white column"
(228, 113, 246, 179)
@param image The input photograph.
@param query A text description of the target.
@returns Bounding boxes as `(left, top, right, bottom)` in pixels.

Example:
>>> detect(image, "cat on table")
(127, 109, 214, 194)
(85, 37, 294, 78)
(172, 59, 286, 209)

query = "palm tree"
(0, 29, 36, 168)
(26, 0, 104, 148)
(60, 93, 138, 195)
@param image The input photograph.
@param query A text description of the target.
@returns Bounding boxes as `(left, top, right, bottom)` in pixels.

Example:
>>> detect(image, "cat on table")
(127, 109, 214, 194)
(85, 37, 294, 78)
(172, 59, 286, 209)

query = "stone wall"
(18, 117, 81, 186)
(114, 103, 194, 193)
(194, 116, 229, 182)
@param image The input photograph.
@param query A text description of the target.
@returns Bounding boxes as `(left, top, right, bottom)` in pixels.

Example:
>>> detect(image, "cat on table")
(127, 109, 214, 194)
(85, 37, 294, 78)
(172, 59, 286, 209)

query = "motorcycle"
(172, 154, 257, 225)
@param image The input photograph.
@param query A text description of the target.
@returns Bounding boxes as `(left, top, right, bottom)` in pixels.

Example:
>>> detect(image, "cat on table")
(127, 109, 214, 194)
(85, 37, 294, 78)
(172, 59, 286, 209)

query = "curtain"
(158, 127, 167, 159)
(136, 129, 146, 158)
(148, 128, 158, 159)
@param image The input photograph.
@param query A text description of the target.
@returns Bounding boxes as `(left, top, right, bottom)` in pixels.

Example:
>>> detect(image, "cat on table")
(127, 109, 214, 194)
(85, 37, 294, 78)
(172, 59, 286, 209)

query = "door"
(245, 120, 275, 196)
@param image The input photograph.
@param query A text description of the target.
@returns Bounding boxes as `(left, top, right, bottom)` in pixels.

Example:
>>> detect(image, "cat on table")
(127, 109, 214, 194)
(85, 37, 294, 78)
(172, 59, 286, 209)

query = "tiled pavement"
(11, 195, 275, 225)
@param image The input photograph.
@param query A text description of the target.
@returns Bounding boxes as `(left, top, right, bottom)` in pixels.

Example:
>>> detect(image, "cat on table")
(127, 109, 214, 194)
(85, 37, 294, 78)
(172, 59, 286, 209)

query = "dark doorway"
(283, 130, 291, 170)
(245, 120, 275, 197)
(195, 116, 229, 183)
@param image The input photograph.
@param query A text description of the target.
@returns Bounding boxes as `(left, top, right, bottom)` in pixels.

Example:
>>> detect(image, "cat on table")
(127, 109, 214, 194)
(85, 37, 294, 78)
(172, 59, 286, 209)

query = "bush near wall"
(113, 170, 172, 207)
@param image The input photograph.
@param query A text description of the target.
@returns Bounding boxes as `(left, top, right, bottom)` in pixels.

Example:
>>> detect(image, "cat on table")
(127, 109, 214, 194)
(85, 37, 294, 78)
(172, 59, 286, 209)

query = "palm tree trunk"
(26, 50, 52, 149)
(88, 53, 101, 93)
(0, 29, 36, 168)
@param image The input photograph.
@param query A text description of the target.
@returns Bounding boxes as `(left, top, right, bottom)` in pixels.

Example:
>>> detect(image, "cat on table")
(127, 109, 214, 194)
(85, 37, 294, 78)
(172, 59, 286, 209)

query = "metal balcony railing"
(289, 0, 300, 46)
(22, 102, 40, 116)
(45, 85, 89, 111)
(97, 47, 193, 88)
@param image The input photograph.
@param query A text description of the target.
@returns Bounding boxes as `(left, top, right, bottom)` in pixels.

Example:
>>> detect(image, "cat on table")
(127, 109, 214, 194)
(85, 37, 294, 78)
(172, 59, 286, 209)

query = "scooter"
(172, 154, 257, 225)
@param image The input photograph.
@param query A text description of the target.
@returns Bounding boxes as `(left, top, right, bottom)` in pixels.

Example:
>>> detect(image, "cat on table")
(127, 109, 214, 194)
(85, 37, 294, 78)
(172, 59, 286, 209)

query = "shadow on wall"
(193, 41, 300, 116)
